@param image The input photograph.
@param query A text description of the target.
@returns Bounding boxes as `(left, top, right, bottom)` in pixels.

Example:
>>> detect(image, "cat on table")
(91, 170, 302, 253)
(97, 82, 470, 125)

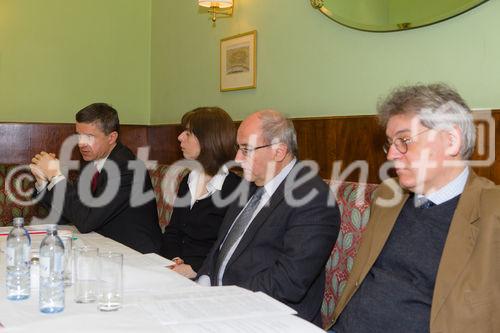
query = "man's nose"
(386, 144, 402, 161)
(235, 149, 245, 163)
(78, 138, 87, 147)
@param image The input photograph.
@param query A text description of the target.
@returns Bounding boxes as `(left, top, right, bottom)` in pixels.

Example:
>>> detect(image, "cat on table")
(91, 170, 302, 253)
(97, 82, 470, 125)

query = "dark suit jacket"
(38, 142, 162, 254)
(197, 162, 340, 326)
(160, 172, 241, 271)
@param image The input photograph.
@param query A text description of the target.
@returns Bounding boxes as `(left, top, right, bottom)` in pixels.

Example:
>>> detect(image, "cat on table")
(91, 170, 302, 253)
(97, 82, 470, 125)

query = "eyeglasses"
(383, 128, 432, 154)
(237, 143, 278, 157)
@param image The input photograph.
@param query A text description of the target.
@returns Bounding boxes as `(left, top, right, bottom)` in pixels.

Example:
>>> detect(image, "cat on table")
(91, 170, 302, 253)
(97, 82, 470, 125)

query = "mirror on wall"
(310, 0, 489, 32)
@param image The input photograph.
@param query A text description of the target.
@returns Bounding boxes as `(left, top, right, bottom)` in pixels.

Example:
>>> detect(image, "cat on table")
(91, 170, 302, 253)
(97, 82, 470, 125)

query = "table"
(0, 226, 323, 333)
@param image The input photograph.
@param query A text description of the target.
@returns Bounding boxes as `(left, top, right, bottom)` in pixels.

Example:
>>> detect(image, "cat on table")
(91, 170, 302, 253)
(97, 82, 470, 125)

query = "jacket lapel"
(216, 201, 246, 244)
(210, 183, 256, 261)
(430, 172, 481, 323)
(225, 183, 286, 269)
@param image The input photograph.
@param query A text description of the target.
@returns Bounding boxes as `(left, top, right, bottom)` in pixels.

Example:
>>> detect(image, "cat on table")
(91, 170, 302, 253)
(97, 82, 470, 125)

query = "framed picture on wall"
(220, 30, 257, 92)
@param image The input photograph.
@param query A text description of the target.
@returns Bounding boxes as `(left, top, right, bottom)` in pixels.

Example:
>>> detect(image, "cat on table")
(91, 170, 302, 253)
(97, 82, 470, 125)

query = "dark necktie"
(215, 187, 265, 283)
(91, 168, 100, 193)
(416, 197, 435, 209)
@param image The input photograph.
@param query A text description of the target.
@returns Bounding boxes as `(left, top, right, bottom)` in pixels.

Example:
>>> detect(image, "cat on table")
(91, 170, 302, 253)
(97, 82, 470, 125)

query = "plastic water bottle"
(6, 217, 31, 300)
(39, 224, 65, 313)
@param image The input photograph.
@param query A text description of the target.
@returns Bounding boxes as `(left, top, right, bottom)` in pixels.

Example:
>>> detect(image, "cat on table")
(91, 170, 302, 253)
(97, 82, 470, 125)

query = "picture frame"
(220, 30, 257, 92)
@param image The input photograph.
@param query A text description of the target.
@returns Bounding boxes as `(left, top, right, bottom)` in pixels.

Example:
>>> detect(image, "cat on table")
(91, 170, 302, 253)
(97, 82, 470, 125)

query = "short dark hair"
(181, 107, 237, 176)
(75, 103, 120, 135)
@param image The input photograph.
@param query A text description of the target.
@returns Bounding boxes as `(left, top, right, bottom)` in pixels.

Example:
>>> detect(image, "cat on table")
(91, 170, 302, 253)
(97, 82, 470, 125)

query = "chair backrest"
(0, 164, 48, 225)
(321, 180, 378, 329)
(148, 164, 188, 232)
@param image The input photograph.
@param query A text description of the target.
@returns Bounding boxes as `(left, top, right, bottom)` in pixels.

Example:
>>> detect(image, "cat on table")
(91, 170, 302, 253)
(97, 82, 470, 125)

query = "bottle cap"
(13, 217, 25, 226)
(45, 224, 58, 232)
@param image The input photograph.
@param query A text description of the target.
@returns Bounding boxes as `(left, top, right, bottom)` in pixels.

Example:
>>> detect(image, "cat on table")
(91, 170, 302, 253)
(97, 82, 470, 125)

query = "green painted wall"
(1, 0, 498, 125)
(151, 0, 500, 124)
(0, 0, 151, 124)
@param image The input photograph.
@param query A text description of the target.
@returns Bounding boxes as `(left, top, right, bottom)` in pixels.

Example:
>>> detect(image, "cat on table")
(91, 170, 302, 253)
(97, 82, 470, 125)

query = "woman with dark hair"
(160, 107, 240, 278)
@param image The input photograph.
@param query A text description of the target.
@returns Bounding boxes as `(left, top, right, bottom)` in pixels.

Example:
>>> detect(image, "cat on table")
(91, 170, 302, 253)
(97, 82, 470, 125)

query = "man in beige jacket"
(329, 83, 499, 333)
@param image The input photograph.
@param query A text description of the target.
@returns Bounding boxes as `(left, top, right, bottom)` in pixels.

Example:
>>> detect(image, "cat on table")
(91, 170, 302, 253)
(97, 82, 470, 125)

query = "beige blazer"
(331, 171, 500, 332)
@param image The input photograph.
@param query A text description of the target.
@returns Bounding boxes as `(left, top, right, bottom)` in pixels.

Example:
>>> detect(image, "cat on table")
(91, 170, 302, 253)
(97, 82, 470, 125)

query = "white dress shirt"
(187, 166, 229, 209)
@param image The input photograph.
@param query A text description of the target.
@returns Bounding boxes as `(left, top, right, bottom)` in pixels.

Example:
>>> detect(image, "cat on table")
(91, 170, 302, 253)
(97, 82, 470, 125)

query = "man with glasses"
(197, 110, 340, 327)
(329, 83, 500, 332)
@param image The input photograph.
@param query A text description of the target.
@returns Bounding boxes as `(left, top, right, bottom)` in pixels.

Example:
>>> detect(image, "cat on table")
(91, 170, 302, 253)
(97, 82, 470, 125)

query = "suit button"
(355, 280, 359, 287)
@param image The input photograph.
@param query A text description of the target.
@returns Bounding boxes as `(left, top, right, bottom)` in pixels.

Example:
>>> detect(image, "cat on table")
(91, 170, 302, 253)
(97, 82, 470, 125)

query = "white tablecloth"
(0, 227, 323, 333)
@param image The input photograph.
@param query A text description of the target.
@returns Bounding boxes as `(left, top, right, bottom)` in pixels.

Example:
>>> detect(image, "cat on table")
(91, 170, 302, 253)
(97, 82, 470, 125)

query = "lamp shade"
(198, 0, 233, 9)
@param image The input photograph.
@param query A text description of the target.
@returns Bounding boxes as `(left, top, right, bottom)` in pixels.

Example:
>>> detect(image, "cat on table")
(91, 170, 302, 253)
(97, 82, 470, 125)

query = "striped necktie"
(215, 187, 265, 283)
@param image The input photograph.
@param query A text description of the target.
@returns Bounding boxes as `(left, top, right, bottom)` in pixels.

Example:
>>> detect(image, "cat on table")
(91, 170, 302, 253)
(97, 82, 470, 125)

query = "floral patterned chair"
(148, 164, 189, 232)
(321, 180, 378, 329)
(0, 164, 48, 225)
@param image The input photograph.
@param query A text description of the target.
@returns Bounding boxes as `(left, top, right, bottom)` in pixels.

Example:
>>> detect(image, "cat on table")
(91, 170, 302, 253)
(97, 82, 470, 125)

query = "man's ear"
(273, 143, 289, 162)
(108, 131, 118, 145)
(445, 126, 461, 157)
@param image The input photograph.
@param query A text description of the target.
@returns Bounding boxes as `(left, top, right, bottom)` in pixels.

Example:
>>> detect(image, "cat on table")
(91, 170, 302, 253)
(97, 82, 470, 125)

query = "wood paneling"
(0, 124, 31, 164)
(0, 123, 163, 165)
(120, 125, 149, 150)
(148, 124, 183, 164)
(0, 110, 498, 184)
(29, 124, 78, 161)
(293, 116, 387, 182)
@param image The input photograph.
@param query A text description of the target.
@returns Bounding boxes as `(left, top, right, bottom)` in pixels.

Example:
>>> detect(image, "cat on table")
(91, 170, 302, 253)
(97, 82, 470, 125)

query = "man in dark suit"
(30, 103, 162, 254)
(197, 110, 340, 326)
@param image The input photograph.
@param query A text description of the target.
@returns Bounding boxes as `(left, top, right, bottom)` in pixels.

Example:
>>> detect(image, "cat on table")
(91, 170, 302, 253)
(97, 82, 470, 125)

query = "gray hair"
(377, 83, 476, 159)
(258, 110, 298, 157)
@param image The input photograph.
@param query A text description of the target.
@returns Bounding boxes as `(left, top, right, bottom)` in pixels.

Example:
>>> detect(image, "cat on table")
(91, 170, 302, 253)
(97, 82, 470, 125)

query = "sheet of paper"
(133, 286, 296, 325)
(162, 315, 325, 333)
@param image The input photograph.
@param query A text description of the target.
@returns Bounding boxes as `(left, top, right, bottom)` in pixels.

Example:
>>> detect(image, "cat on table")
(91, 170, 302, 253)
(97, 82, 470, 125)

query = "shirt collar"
(262, 158, 297, 198)
(93, 155, 109, 172)
(418, 167, 469, 205)
(188, 165, 229, 196)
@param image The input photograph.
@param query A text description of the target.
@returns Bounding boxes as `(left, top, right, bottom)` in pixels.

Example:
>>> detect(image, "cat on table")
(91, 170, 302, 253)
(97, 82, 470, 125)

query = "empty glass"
(60, 235, 72, 287)
(97, 252, 123, 311)
(74, 246, 99, 303)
